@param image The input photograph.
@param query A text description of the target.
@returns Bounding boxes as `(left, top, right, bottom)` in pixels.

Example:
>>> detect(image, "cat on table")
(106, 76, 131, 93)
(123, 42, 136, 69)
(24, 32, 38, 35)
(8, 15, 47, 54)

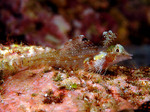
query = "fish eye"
(116, 49, 119, 52)
(82, 38, 88, 41)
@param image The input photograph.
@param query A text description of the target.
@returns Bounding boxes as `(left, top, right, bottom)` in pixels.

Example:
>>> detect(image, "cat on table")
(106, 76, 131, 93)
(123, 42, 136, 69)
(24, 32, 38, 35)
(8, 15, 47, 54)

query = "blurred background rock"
(0, 0, 150, 67)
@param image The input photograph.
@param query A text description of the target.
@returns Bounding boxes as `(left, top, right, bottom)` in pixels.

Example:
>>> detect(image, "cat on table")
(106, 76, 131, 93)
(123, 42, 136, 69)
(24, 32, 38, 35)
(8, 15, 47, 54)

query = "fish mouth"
(112, 52, 133, 65)
(126, 54, 133, 60)
(120, 53, 133, 62)
(124, 52, 133, 60)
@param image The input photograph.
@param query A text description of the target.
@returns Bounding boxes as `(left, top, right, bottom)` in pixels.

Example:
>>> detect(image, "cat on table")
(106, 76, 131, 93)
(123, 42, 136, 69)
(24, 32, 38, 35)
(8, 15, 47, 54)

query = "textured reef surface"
(0, 44, 149, 112)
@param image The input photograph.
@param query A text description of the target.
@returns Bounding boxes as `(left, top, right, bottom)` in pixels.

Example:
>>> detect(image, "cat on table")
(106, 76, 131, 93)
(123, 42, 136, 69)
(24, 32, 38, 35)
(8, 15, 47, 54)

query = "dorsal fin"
(103, 30, 117, 47)
(60, 35, 99, 57)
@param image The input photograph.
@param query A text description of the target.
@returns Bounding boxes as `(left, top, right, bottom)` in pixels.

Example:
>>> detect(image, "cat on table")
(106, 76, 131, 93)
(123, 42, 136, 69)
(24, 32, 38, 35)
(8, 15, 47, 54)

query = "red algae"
(0, 65, 150, 112)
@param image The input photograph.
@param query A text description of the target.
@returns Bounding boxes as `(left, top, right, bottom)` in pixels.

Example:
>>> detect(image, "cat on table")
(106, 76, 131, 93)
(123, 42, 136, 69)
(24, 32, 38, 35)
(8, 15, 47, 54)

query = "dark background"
(0, 0, 150, 67)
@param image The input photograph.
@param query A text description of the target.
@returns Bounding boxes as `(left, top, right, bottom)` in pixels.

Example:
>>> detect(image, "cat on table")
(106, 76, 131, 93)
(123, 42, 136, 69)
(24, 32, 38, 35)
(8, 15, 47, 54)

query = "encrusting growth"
(0, 31, 132, 77)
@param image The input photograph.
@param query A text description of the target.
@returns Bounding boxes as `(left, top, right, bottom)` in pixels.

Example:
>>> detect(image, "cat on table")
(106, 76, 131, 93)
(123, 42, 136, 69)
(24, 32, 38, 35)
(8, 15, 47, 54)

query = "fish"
(83, 44, 132, 73)
(0, 31, 132, 76)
